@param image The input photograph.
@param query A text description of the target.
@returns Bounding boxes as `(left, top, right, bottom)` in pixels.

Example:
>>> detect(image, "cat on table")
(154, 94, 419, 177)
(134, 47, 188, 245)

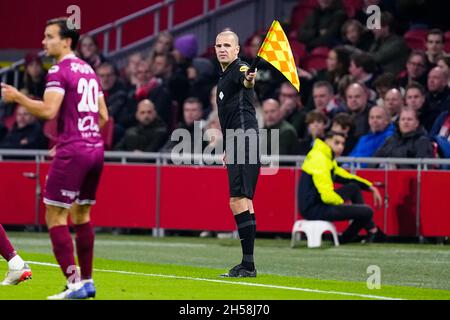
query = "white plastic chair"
(291, 220, 340, 248)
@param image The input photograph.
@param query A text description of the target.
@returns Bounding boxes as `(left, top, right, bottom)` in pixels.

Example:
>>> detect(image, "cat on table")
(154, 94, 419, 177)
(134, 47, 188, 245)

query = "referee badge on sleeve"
(239, 66, 249, 73)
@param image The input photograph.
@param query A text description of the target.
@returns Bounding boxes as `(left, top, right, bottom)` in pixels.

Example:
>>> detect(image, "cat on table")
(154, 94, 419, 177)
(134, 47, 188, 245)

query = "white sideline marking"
(26, 260, 403, 300)
(9, 237, 207, 248)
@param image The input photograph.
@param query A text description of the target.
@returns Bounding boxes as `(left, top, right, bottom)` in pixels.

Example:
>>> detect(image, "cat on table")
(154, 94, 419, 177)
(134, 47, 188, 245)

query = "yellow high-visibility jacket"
(298, 139, 372, 216)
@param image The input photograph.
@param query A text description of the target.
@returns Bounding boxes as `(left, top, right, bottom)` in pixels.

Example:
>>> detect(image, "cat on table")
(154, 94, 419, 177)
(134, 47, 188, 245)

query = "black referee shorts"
(225, 130, 261, 199)
(226, 163, 260, 199)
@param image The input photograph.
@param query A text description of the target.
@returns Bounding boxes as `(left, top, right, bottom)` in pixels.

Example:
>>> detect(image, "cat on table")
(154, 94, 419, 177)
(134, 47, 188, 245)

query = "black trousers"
(324, 183, 375, 242)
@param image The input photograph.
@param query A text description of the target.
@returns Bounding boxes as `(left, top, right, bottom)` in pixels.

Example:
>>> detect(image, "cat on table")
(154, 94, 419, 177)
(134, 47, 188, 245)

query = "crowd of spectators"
(1, 0, 450, 167)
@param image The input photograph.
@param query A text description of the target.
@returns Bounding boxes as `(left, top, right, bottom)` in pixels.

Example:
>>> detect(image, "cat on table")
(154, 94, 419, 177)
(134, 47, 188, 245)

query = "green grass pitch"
(0, 232, 449, 300)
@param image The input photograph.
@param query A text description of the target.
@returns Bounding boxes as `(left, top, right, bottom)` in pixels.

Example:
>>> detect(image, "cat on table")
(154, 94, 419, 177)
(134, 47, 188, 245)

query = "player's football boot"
(1, 263, 32, 285)
(221, 264, 257, 278)
(47, 282, 88, 300)
(82, 279, 96, 298)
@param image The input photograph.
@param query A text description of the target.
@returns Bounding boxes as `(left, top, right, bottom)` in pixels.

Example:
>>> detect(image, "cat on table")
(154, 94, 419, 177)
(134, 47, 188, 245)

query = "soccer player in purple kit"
(1, 17, 108, 299)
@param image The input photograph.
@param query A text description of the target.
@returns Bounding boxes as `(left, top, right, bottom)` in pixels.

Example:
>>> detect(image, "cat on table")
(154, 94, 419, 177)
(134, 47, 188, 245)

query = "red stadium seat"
(289, 1, 318, 39)
(405, 29, 429, 39)
(404, 30, 428, 50)
(404, 35, 426, 50)
(342, 0, 363, 18)
(289, 40, 307, 65)
(445, 42, 450, 54)
(445, 31, 450, 42)
(444, 31, 450, 53)
(100, 117, 114, 151)
(2, 105, 18, 130)
(303, 55, 327, 72)
(310, 46, 330, 57)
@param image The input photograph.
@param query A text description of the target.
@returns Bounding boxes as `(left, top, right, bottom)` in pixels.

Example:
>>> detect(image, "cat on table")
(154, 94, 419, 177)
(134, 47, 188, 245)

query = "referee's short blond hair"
(216, 30, 239, 46)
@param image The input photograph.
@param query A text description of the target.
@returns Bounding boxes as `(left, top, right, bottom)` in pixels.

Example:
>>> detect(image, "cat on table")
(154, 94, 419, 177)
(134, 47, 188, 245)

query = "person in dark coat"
(373, 107, 434, 169)
(298, 0, 348, 51)
(0, 105, 47, 149)
(114, 99, 168, 152)
(368, 12, 409, 75)
(261, 99, 299, 156)
(422, 67, 450, 132)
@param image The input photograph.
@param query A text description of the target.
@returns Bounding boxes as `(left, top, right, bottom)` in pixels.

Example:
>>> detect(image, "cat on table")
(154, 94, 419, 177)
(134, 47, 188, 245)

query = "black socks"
(234, 210, 256, 270)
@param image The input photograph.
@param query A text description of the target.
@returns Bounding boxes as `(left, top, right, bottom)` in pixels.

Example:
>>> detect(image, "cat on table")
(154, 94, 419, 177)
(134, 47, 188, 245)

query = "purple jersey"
(45, 54, 103, 150)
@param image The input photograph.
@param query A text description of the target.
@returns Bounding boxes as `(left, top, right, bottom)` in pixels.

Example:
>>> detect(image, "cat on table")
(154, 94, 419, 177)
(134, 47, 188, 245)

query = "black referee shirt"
(217, 58, 259, 135)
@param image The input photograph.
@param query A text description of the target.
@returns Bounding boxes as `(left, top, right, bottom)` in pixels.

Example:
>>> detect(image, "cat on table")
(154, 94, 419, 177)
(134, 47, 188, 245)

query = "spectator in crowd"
(122, 52, 144, 88)
(345, 83, 372, 141)
(335, 74, 355, 110)
(278, 82, 306, 138)
(425, 29, 446, 70)
(161, 97, 206, 153)
(97, 62, 129, 143)
(430, 105, 450, 158)
(298, 110, 328, 155)
(349, 53, 377, 90)
(261, 99, 299, 156)
(384, 88, 404, 123)
(422, 67, 450, 131)
(172, 33, 198, 70)
(436, 56, 450, 87)
(152, 52, 189, 111)
(0, 105, 47, 149)
(373, 72, 397, 106)
(20, 53, 46, 98)
(188, 56, 216, 111)
(349, 106, 395, 161)
(311, 81, 342, 118)
(405, 82, 427, 112)
(78, 35, 106, 70)
(369, 12, 410, 75)
(298, 0, 347, 51)
(398, 51, 428, 89)
(148, 31, 174, 61)
(132, 60, 173, 127)
(373, 107, 434, 169)
(315, 46, 351, 93)
(330, 112, 355, 155)
(341, 19, 373, 52)
(354, 0, 396, 26)
(172, 34, 214, 115)
(241, 33, 285, 101)
(114, 99, 168, 152)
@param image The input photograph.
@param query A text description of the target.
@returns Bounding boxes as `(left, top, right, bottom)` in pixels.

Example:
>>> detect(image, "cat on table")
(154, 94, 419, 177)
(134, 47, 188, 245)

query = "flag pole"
(247, 20, 276, 73)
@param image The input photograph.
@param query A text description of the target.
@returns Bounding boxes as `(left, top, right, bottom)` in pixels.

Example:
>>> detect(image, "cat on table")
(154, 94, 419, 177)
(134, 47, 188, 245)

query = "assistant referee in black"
(215, 30, 260, 278)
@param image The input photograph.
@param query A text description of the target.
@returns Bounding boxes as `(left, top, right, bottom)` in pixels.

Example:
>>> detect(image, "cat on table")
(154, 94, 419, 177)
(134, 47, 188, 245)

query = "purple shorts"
(44, 145, 104, 209)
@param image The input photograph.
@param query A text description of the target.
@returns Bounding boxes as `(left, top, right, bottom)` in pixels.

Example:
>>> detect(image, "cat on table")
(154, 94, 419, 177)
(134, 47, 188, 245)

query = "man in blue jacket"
(349, 106, 395, 166)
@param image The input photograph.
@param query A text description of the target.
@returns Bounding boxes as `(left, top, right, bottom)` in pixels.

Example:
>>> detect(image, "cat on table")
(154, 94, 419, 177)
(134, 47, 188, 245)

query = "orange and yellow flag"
(257, 20, 300, 92)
